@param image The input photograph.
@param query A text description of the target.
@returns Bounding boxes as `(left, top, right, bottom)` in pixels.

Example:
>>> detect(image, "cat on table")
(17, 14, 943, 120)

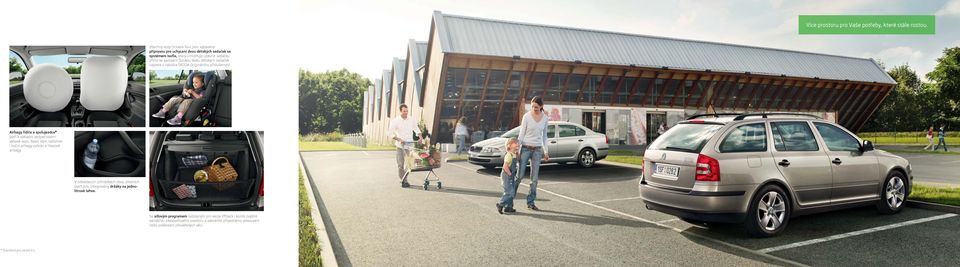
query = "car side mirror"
(861, 140, 874, 152)
(9, 71, 24, 81)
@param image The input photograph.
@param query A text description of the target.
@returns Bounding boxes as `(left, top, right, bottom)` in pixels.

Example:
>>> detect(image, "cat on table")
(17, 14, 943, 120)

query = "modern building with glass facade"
(363, 11, 896, 147)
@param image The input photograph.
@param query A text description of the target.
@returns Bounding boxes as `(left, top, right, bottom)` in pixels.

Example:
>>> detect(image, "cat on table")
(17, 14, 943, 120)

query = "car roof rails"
(686, 113, 742, 120)
(733, 113, 821, 121)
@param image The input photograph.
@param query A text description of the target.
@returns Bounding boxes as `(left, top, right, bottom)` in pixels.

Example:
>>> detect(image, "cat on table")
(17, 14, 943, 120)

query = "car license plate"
(653, 163, 680, 179)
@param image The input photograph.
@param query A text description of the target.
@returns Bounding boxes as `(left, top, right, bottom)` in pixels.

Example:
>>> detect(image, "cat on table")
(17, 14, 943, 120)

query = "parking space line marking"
(657, 218, 681, 223)
(448, 163, 808, 267)
(757, 213, 958, 254)
(362, 150, 369, 156)
(592, 196, 644, 203)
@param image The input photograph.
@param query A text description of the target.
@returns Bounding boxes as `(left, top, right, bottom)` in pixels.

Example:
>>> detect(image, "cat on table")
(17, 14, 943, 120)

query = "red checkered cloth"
(172, 184, 197, 199)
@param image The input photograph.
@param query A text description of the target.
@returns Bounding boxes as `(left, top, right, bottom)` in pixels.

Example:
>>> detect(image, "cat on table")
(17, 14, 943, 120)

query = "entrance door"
(647, 113, 666, 144)
(582, 111, 606, 134)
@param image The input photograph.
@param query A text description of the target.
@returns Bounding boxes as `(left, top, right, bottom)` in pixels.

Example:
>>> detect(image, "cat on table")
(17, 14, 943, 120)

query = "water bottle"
(83, 139, 100, 169)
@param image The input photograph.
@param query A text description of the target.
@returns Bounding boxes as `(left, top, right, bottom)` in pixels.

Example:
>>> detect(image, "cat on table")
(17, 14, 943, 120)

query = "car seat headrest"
(186, 71, 218, 91)
(23, 63, 74, 112)
(198, 132, 215, 141)
(220, 133, 239, 141)
(175, 133, 194, 141)
(80, 56, 127, 111)
(220, 74, 231, 85)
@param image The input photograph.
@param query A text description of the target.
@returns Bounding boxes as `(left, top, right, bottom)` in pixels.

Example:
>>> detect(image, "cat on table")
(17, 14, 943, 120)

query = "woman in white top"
(514, 96, 550, 211)
(454, 117, 469, 156)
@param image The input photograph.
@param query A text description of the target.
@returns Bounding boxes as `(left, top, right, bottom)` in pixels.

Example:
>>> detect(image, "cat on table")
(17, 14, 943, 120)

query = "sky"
(296, 0, 960, 82)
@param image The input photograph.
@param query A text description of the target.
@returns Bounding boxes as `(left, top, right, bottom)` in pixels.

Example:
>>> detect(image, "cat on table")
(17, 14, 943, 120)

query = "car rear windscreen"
(648, 123, 722, 153)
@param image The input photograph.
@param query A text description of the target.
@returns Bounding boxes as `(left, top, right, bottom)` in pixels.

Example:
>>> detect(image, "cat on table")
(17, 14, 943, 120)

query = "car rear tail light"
(688, 120, 704, 124)
(259, 174, 264, 197)
(695, 154, 720, 182)
(605, 135, 609, 144)
(149, 179, 155, 197)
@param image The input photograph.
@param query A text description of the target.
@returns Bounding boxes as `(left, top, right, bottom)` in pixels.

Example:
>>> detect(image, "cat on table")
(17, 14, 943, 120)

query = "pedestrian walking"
(496, 138, 519, 214)
(387, 104, 421, 187)
(514, 96, 550, 211)
(934, 124, 948, 152)
(454, 117, 469, 156)
(923, 126, 935, 150)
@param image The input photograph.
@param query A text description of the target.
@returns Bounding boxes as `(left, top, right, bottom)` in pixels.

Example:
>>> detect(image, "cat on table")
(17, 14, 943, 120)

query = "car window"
(128, 53, 146, 86)
(502, 125, 556, 139)
(770, 121, 819, 151)
(559, 125, 580, 138)
(9, 50, 27, 86)
(815, 122, 860, 152)
(719, 123, 767, 153)
(151, 70, 187, 88)
(648, 123, 723, 153)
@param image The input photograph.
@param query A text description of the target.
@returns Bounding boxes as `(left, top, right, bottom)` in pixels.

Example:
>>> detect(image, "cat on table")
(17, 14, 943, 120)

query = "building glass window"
(688, 80, 706, 107)
(793, 86, 809, 110)
(658, 79, 680, 106)
(564, 74, 585, 103)
(649, 78, 664, 106)
(617, 77, 635, 105)
(631, 78, 651, 105)
(529, 72, 548, 101)
(725, 82, 744, 109)
(506, 71, 524, 101)
(579, 75, 602, 104)
(545, 72, 566, 103)
(465, 69, 487, 100)
(598, 75, 619, 104)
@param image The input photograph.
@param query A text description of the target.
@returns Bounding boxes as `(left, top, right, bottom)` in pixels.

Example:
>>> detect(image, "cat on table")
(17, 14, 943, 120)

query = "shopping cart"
(402, 143, 443, 190)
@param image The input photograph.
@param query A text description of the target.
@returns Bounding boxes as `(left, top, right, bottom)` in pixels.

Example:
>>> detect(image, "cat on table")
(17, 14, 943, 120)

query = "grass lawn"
(863, 136, 959, 145)
(299, 167, 322, 266)
(604, 155, 643, 166)
(910, 183, 960, 206)
(10, 80, 23, 86)
(150, 79, 182, 87)
(299, 141, 394, 151)
(608, 149, 641, 156)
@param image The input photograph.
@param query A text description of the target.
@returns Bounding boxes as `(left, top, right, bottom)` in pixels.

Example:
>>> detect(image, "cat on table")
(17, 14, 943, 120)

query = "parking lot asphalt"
(302, 151, 960, 266)
(891, 152, 960, 186)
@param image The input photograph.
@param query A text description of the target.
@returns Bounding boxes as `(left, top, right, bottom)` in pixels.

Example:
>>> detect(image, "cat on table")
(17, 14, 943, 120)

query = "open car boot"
(150, 131, 263, 211)
(75, 131, 146, 177)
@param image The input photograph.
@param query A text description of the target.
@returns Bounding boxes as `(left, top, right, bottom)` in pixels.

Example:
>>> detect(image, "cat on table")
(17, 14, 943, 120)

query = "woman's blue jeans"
(514, 146, 543, 206)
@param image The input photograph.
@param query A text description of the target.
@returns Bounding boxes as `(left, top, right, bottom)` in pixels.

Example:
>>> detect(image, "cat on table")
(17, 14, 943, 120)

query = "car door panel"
(769, 121, 832, 207)
(813, 122, 881, 203)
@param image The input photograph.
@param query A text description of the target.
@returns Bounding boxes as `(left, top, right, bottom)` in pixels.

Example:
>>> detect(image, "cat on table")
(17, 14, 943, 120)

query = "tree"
(927, 47, 960, 117)
(149, 70, 158, 80)
(299, 68, 370, 135)
(862, 64, 929, 131)
(63, 65, 82, 74)
(127, 54, 146, 74)
(9, 57, 25, 75)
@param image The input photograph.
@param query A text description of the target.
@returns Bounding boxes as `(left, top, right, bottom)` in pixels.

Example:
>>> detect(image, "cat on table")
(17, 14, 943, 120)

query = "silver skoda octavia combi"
(639, 113, 912, 237)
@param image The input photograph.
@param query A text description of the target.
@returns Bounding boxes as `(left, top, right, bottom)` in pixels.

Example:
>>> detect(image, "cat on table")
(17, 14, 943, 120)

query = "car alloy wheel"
(757, 191, 786, 231)
(579, 149, 595, 167)
(885, 176, 905, 209)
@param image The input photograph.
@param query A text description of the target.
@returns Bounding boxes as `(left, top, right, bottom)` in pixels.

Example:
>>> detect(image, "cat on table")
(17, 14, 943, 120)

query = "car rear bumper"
(639, 182, 749, 223)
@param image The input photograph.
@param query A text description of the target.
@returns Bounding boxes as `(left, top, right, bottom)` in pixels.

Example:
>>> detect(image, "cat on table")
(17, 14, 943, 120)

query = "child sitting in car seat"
(152, 74, 205, 126)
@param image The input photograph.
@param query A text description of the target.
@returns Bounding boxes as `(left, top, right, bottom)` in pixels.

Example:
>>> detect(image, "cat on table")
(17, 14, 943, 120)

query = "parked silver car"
(468, 121, 609, 169)
(639, 113, 912, 237)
